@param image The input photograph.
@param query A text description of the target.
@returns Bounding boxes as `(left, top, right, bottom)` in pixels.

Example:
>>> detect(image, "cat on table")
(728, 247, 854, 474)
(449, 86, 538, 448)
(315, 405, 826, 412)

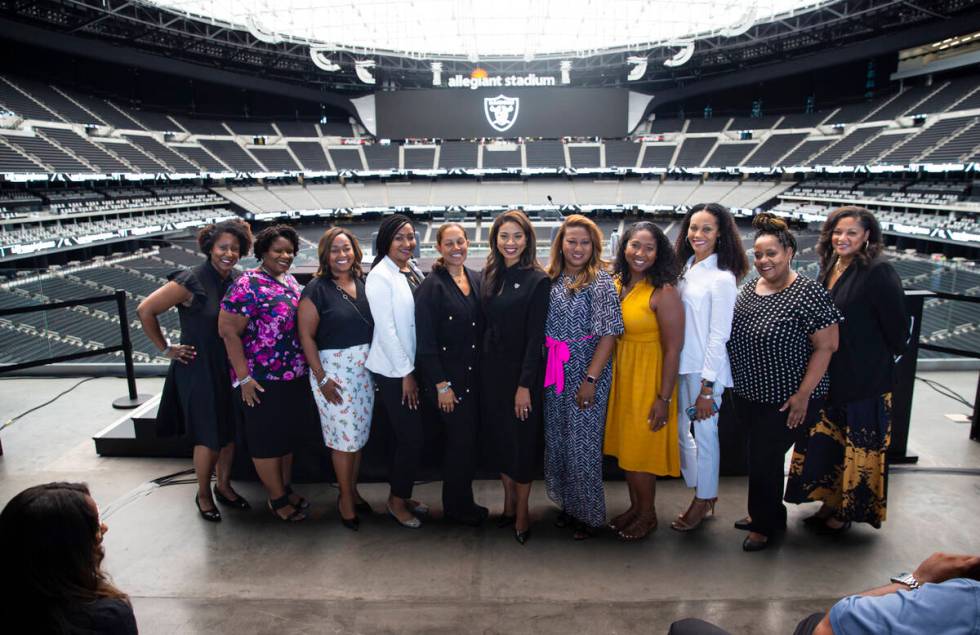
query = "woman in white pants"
(671, 203, 748, 532)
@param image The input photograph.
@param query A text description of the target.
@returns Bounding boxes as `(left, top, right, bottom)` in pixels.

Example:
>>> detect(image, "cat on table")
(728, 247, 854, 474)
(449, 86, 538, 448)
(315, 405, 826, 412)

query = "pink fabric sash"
(544, 335, 594, 395)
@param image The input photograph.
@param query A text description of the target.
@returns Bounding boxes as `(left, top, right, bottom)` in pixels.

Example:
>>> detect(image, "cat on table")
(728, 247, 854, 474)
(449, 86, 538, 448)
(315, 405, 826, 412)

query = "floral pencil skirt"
(309, 344, 374, 452)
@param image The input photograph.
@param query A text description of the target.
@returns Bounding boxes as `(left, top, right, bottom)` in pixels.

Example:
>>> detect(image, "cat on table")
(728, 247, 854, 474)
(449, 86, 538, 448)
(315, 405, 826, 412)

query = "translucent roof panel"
(142, 0, 831, 60)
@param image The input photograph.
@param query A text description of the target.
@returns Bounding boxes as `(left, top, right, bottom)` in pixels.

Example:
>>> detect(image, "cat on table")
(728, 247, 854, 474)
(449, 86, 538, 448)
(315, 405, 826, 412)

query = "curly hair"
(196, 218, 252, 255)
(315, 226, 364, 280)
(674, 202, 749, 280)
(751, 212, 798, 254)
(0, 482, 128, 633)
(482, 210, 542, 302)
(614, 221, 679, 289)
(816, 206, 884, 281)
(546, 214, 607, 292)
(372, 214, 414, 267)
(253, 224, 300, 261)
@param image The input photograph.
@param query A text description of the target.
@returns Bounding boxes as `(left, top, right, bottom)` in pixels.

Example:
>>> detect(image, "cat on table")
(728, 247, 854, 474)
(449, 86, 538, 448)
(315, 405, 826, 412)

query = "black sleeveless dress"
(155, 260, 239, 450)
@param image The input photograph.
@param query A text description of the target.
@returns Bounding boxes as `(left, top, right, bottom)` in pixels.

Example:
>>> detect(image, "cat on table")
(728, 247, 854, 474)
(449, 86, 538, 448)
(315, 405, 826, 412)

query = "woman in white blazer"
(670, 203, 749, 532)
(365, 214, 429, 528)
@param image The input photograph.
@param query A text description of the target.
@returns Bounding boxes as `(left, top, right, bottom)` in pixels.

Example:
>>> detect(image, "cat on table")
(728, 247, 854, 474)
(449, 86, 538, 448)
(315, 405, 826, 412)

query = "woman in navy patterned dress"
(543, 215, 624, 540)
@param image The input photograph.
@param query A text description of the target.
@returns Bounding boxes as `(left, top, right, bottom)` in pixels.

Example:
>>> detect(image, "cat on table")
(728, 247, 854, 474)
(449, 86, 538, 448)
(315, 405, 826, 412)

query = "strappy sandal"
(618, 513, 658, 542)
(608, 509, 638, 532)
(283, 485, 310, 511)
(670, 497, 716, 532)
(268, 494, 307, 522)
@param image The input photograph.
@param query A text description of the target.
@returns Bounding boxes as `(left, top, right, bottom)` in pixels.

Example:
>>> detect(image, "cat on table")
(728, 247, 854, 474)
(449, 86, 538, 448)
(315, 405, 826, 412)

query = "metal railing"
(0, 289, 150, 455)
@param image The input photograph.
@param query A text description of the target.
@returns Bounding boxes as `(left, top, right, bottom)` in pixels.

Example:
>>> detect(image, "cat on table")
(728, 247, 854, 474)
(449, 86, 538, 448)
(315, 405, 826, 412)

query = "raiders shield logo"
(484, 94, 520, 132)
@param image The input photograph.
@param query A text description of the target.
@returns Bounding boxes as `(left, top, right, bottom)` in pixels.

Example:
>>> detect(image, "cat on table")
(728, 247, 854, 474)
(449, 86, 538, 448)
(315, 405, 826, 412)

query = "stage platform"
(1, 372, 978, 635)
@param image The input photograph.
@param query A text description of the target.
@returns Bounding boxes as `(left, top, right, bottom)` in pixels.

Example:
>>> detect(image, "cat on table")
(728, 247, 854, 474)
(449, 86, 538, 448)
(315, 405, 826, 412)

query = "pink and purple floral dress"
(220, 269, 307, 383)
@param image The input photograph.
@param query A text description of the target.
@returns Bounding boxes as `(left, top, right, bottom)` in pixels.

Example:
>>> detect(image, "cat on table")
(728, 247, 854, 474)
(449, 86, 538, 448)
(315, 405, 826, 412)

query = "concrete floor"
(1, 371, 978, 634)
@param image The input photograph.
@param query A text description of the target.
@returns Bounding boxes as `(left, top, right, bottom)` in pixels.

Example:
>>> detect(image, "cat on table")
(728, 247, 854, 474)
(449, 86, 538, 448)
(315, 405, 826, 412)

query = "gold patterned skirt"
(785, 393, 892, 528)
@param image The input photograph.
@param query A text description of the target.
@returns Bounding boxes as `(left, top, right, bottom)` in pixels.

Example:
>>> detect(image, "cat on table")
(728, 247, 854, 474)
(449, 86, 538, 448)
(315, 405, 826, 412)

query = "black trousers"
(733, 394, 821, 537)
(437, 395, 479, 515)
(374, 374, 424, 499)
(669, 613, 823, 635)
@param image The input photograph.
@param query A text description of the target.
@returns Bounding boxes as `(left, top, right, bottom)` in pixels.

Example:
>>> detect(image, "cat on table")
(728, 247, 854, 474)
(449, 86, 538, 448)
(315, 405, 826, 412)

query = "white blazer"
(365, 255, 420, 378)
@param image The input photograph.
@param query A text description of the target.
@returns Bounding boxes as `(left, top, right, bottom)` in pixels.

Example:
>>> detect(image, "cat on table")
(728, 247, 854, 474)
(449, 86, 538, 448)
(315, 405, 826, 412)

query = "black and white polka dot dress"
(728, 274, 843, 405)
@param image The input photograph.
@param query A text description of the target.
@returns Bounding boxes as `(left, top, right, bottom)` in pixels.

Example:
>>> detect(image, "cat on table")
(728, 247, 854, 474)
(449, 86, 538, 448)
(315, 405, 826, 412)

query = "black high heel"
(213, 485, 251, 511)
(337, 499, 360, 531)
(514, 527, 531, 545)
(195, 494, 221, 523)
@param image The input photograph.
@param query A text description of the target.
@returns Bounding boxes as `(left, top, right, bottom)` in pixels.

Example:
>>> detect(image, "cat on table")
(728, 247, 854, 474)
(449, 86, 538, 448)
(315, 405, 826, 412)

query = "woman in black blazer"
(786, 206, 908, 533)
(415, 223, 489, 526)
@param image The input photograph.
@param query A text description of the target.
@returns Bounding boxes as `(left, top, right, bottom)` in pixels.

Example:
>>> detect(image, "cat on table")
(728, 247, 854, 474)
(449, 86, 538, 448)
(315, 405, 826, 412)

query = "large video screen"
(376, 87, 627, 139)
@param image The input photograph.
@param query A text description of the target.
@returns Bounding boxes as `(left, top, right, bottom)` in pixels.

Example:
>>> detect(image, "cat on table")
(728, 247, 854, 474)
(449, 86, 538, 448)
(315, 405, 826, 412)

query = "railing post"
(971, 374, 979, 443)
(112, 290, 151, 410)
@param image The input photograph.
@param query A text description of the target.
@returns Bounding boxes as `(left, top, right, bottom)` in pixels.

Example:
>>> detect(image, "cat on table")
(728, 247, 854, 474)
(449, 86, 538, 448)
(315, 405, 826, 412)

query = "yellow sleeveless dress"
(603, 278, 680, 475)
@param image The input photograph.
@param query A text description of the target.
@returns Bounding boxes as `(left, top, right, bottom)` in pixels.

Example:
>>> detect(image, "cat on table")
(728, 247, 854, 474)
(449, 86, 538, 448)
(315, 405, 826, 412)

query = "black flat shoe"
(742, 535, 769, 552)
(214, 486, 251, 511)
(816, 520, 852, 536)
(515, 527, 531, 545)
(497, 514, 517, 528)
(734, 516, 751, 531)
(573, 522, 598, 541)
(337, 500, 360, 531)
(195, 494, 221, 523)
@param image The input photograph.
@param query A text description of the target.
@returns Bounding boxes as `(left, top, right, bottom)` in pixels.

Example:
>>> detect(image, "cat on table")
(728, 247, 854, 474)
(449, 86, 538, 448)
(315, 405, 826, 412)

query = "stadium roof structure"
(1, 0, 979, 93)
(141, 0, 831, 60)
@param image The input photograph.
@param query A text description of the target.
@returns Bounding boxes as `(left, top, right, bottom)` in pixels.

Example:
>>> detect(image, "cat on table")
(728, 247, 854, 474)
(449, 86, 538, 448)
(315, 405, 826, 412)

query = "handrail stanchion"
(112, 290, 151, 410)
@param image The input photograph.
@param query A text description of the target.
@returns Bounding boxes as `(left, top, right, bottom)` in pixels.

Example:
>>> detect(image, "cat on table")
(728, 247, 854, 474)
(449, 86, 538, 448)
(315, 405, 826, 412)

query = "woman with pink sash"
(543, 215, 624, 540)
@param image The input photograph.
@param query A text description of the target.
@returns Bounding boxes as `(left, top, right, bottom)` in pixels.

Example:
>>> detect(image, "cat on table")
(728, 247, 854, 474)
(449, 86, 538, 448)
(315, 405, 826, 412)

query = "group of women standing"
(139, 202, 906, 550)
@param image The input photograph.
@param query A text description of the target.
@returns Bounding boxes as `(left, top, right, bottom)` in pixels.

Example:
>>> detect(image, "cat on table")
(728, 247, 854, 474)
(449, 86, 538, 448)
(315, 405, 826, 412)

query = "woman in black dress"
(1, 482, 137, 634)
(138, 219, 253, 522)
(481, 210, 550, 544)
(415, 222, 488, 526)
(786, 206, 908, 533)
(727, 214, 841, 551)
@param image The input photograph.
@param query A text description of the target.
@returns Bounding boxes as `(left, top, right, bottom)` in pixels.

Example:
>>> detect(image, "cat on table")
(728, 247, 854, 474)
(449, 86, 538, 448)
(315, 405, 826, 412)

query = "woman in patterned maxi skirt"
(543, 215, 624, 540)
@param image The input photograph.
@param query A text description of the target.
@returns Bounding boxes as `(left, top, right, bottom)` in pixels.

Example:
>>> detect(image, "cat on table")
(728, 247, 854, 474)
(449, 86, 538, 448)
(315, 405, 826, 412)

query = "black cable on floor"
(914, 375, 975, 410)
(0, 377, 99, 433)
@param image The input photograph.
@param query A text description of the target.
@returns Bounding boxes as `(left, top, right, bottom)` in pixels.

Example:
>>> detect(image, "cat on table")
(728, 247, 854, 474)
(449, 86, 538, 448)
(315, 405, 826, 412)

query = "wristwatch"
(701, 379, 715, 389)
(585, 374, 597, 384)
(890, 573, 920, 590)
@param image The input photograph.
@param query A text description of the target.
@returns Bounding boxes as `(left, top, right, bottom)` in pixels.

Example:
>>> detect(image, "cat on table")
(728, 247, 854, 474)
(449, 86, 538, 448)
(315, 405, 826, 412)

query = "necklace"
(260, 266, 285, 282)
(834, 258, 850, 276)
(333, 279, 371, 326)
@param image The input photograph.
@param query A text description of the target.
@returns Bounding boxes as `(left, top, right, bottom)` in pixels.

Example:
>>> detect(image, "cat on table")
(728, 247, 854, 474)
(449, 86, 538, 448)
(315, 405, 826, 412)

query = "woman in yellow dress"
(604, 221, 684, 541)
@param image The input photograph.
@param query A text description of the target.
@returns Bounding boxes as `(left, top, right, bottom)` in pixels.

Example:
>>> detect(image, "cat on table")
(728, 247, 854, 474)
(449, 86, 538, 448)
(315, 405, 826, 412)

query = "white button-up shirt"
(365, 255, 419, 378)
(677, 253, 737, 387)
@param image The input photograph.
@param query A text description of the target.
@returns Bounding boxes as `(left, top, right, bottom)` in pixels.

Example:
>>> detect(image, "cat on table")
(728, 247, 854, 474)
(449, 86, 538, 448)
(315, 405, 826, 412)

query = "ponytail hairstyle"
(315, 226, 364, 280)
(751, 212, 797, 255)
(430, 222, 467, 271)
(816, 206, 884, 282)
(372, 214, 413, 267)
(674, 202, 749, 281)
